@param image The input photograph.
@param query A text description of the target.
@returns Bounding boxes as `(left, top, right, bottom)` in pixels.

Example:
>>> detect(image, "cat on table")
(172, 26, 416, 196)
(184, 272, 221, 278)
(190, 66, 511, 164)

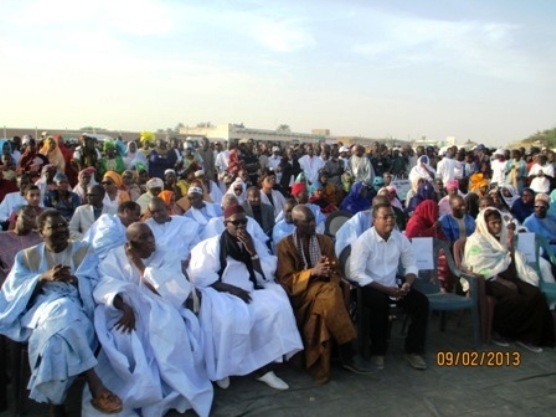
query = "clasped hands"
(40, 264, 77, 285)
(310, 256, 334, 281)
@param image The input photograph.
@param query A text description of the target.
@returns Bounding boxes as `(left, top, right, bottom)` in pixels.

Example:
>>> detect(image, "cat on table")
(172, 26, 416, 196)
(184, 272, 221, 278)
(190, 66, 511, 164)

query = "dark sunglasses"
(227, 218, 248, 226)
(101, 181, 113, 185)
(534, 205, 547, 209)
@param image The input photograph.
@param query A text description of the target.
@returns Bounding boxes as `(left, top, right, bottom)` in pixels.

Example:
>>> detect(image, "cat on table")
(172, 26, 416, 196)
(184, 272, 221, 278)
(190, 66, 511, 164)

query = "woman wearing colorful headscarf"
(98, 139, 125, 177)
(438, 179, 459, 217)
(39, 136, 65, 173)
(308, 182, 337, 214)
(101, 171, 130, 214)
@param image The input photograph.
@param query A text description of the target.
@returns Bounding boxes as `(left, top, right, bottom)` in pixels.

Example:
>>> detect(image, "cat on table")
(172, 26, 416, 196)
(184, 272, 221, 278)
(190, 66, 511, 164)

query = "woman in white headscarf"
(462, 208, 554, 351)
(409, 155, 436, 184)
(123, 141, 148, 170)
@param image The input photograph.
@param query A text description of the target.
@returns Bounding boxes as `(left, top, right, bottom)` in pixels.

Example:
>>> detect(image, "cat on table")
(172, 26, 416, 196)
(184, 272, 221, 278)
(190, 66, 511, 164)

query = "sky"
(1, 0, 555, 146)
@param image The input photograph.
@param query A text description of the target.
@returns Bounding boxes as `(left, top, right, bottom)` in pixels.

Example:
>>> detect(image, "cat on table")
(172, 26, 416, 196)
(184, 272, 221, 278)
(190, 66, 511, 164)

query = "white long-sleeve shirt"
(350, 227, 418, 287)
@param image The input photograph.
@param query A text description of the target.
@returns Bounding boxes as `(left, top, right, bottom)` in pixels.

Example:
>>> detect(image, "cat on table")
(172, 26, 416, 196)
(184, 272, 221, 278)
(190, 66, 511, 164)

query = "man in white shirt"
(436, 148, 457, 185)
(298, 144, 324, 184)
(69, 185, 110, 240)
(349, 200, 429, 370)
(490, 149, 508, 186)
(349, 145, 374, 185)
(528, 154, 554, 193)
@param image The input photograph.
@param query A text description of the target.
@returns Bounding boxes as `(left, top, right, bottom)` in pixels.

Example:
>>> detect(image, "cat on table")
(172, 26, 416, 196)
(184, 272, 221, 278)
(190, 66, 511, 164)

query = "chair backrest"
(324, 210, 353, 238)
(412, 238, 459, 295)
(339, 244, 352, 280)
(515, 233, 556, 290)
(453, 237, 467, 270)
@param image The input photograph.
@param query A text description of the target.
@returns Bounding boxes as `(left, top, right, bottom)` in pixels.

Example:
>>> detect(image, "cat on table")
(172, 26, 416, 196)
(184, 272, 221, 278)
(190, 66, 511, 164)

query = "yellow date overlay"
(436, 351, 521, 367)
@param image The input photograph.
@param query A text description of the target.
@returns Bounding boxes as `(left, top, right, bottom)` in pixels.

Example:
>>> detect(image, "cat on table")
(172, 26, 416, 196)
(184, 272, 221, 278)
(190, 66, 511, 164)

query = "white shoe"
(256, 371, 289, 390)
(215, 377, 230, 389)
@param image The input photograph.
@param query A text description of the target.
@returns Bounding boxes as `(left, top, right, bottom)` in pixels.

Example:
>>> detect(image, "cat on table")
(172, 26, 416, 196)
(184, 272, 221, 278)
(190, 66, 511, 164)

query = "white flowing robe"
(82, 213, 127, 261)
(0, 242, 98, 405)
(145, 216, 200, 259)
(92, 246, 213, 417)
(187, 235, 303, 380)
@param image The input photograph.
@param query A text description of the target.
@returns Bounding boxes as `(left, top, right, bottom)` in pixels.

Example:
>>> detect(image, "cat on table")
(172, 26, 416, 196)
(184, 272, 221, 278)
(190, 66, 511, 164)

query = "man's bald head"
(126, 222, 156, 258)
(292, 205, 316, 236)
(291, 204, 313, 221)
(148, 197, 169, 224)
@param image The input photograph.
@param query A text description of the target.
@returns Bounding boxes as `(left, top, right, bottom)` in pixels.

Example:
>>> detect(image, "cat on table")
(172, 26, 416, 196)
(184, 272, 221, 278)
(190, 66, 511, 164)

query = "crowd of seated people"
(0, 133, 556, 415)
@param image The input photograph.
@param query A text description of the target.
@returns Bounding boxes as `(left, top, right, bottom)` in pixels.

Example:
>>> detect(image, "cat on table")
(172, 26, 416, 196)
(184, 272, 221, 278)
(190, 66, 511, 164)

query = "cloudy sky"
(1, 0, 555, 145)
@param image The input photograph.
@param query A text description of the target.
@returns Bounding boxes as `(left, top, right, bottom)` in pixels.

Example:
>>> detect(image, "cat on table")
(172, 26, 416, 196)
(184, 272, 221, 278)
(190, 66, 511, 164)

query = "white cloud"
(350, 13, 550, 84)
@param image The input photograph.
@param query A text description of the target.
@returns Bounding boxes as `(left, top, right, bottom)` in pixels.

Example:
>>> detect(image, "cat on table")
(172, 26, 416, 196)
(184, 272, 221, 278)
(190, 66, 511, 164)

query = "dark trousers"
(361, 286, 429, 355)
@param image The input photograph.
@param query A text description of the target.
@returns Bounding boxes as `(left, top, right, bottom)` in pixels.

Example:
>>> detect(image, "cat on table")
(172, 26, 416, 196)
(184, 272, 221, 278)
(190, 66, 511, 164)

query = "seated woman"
(406, 181, 436, 216)
(462, 208, 555, 352)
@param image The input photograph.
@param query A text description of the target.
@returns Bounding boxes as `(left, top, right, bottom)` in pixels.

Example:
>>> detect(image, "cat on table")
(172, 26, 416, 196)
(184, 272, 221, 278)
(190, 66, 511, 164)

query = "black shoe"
(342, 355, 375, 374)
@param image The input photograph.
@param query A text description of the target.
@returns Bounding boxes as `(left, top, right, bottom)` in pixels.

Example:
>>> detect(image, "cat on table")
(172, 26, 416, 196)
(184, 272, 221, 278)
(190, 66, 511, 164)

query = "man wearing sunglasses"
(188, 204, 303, 391)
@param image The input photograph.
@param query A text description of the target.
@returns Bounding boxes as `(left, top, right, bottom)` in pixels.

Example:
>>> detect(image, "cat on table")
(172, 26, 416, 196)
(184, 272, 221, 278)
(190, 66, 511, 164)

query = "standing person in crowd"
(72, 134, 101, 174)
(350, 145, 374, 186)
(0, 206, 42, 284)
(436, 148, 457, 186)
(69, 185, 110, 240)
(0, 210, 123, 416)
(463, 208, 555, 351)
(276, 205, 372, 383)
(298, 144, 324, 185)
(188, 204, 303, 391)
(350, 200, 429, 370)
(17, 136, 49, 180)
(39, 136, 65, 174)
(198, 137, 216, 182)
(505, 149, 527, 193)
(43, 173, 81, 221)
(149, 139, 177, 180)
(490, 149, 507, 186)
(528, 154, 554, 194)
(122, 140, 147, 171)
(323, 149, 344, 187)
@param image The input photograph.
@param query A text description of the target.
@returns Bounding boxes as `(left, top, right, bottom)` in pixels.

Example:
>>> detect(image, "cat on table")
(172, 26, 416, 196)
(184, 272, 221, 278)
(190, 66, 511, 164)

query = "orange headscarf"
(103, 171, 123, 188)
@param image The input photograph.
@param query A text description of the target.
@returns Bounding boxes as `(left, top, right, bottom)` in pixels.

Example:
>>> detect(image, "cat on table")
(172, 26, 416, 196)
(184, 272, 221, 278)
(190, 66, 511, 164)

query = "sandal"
(91, 388, 123, 414)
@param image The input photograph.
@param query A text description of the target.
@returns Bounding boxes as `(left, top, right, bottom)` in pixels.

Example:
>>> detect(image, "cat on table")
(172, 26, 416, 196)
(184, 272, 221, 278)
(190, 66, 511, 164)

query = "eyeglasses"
(227, 218, 248, 226)
(101, 181, 113, 185)
(534, 205, 547, 209)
